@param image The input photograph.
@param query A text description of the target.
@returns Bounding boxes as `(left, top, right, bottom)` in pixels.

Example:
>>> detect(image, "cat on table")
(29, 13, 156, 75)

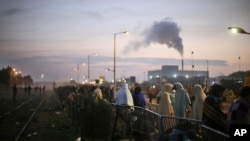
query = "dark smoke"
(123, 18, 183, 57)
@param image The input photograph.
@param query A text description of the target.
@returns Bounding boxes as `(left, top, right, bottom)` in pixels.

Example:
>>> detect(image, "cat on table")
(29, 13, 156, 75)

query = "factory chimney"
(181, 59, 184, 71)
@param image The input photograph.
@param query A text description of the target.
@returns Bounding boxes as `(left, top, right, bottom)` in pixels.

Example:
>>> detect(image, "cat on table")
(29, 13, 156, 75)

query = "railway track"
(15, 96, 45, 141)
(0, 93, 46, 141)
(0, 89, 77, 141)
(0, 96, 36, 119)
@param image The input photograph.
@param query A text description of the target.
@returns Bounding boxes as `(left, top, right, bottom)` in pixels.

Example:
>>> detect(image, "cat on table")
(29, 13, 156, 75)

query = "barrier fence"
(70, 100, 230, 141)
(201, 125, 230, 141)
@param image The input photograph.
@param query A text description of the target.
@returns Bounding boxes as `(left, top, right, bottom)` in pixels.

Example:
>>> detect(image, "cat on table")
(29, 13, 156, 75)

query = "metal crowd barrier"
(112, 103, 230, 141)
(160, 116, 202, 141)
(111, 104, 161, 141)
(69, 98, 230, 141)
(201, 125, 230, 141)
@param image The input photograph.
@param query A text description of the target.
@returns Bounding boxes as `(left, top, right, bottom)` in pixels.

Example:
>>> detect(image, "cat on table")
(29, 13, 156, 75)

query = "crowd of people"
(12, 84, 46, 102)
(90, 81, 249, 135)
(154, 82, 249, 134)
(48, 80, 250, 137)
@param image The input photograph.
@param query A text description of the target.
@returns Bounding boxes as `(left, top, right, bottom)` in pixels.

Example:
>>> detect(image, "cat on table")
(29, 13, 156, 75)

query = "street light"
(76, 63, 85, 84)
(228, 27, 250, 35)
(88, 53, 98, 81)
(191, 51, 194, 85)
(114, 31, 129, 95)
(105, 68, 114, 72)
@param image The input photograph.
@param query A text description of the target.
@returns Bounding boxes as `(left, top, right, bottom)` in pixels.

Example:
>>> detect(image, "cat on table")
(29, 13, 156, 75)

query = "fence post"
(72, 105, 76, 126)
(80, 107, 85, 141)
(76, 104, 81, 132)
(159, 116, 163, 140)
(111, 105, 119, 141)
(91, 102, 94, 141)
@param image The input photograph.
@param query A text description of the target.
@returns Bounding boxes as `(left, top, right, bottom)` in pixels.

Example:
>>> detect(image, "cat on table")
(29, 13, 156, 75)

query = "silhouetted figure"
(226, 86, 250, 129)
(24, 85, 28, 94)
(34, 86, 38, 93)
(13, 83, 17, 103)
(42, 86, 45, 94)
(27, 85, 32, 96)
(202, 83, 227, 133)
(39, 86, 42, 95)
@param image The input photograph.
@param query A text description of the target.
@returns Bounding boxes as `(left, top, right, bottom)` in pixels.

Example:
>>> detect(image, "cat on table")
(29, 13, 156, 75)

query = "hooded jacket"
(191, 84, 206, 120)
(173, 82, 191, 118)
(115, 83, 134, 107)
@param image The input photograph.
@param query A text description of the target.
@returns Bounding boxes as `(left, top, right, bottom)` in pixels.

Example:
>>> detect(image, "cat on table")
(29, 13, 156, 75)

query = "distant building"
(124, 76, 136, 85)
(148, 65, 208, 87)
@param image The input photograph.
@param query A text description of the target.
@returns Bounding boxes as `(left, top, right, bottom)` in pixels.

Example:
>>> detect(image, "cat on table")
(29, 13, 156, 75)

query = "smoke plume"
(123, 18, 183, 57)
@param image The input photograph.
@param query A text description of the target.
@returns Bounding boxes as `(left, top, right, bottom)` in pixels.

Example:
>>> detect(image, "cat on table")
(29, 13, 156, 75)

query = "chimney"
(181, 59, 184, 71)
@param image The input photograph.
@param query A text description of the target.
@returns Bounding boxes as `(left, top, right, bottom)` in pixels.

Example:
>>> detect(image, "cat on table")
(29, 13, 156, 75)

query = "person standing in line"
(13, 83, 17, 103)
(157, 83, 175, 130)
(173, 82, 191, 118)
(132, 85, 146, 107)
(226, 86, 250, 129)
(93, 85, 103, 102)
(158, 83, 175, 116)
(202, 83, 227, 133)
(116, 83, 134, 107)
(147, 87, 154, 104)
(191, 84, 207, 121)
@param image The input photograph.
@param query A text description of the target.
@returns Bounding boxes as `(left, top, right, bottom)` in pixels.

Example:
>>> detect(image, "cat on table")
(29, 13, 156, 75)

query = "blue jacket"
(133, 92, 146, 107)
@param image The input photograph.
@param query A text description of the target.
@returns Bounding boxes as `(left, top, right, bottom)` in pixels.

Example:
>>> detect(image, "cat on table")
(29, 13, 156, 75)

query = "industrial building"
(148, 64, 209, 87)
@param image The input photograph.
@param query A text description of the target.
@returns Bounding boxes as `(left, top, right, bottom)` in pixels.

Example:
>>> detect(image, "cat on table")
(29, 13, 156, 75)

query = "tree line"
(0, 66, 33, 88)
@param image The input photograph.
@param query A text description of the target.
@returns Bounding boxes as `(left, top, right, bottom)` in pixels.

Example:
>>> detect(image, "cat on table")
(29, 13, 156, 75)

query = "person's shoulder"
(230, 102, 240, 112)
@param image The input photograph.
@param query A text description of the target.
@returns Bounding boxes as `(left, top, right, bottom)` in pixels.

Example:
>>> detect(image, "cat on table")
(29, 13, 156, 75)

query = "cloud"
(0, 7, 24, 16)
(123, 18, 184, 57)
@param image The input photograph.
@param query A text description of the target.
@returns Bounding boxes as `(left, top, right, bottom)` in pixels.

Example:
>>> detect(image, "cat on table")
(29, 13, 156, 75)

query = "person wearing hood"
(191, 84, 207, 120)
(115, 83, 134, 107)
(93, 85, 103, 102)
(158, 83, 175, 130)
(173, 82, 191, 118)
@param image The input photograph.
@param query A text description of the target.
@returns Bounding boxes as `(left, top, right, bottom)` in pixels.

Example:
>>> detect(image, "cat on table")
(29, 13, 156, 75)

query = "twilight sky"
(0, 0, 250, 83)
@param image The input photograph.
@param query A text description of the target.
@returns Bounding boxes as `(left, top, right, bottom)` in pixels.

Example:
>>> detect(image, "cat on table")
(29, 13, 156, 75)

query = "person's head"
(134, 85, 141, 94)
(172, 82, 183, 90)
(193, 84, 203, 94)
(193, 84, 206, 100)
(122, 83, 129, 89)
(240, 86, 250, 103)
(162, 83, 173, 92)
(133, 83, 139, 89)
(208, 83, 225, 97)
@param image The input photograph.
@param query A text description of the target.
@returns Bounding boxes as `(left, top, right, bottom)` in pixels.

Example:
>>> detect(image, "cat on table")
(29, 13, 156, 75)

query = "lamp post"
(87, 53, 98, 81)
(191, 51, 194, 85)
(238, 56, 241, 72)
(114, 31, 129, 95)
(76, 63, 85, 84)
(77, 64, 79, 84)
(41, 73, 44, 88)
(206, 60, 209, 88)
(228, 27, 250, 35)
